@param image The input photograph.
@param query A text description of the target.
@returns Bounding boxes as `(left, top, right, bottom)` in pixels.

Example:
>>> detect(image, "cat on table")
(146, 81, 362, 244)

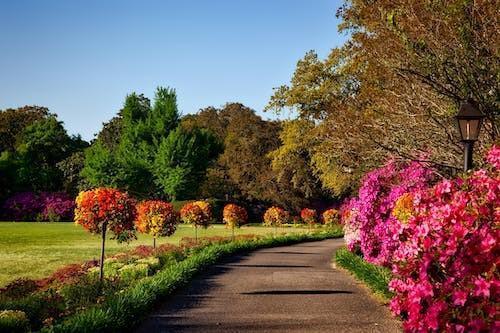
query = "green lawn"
(0, 222, 309, 286)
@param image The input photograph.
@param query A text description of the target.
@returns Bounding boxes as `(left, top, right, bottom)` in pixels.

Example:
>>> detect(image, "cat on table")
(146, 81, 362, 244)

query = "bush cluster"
(341, 146, 499, 332)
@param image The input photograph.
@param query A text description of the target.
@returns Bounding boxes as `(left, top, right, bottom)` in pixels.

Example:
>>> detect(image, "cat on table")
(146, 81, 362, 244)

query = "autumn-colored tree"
(322, 208, 339, 226)
(300, 208, 318, 227)
(135, 200, 179, 248)
(223, 203, 248, 238)
(183, 103, 317, 210)
(263, 206, 290, 232)
(268, 1, 498, 193)
(74, 188, 136, 281)
(179, 201, 212, 240)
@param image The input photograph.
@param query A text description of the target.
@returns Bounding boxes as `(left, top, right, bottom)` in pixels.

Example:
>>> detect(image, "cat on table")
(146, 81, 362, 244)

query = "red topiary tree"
(74, 188, 136, 282)
(135, 200, 179, 248)
(180, 201, 211, 241)
(300, 208, 318, 228)
(223, 204, 248, 239)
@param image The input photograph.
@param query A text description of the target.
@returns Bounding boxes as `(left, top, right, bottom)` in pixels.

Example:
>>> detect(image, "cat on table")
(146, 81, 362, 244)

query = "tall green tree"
(153, 127, 221, 200)
(82, 87, 220, 199)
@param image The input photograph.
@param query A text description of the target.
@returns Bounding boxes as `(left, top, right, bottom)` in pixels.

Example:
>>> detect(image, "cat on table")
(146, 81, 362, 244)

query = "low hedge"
(48, 230, 342, 333)
(334, 247, 393, 300)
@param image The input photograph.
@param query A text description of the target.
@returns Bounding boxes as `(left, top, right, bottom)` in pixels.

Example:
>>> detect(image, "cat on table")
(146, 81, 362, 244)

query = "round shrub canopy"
(135, 200, 178, 237)
(300, 208, 318, 225)
(180, 201, 211, 228)
(322, 208, 339, 225)
(263, 206, 289, 227)
(223, 204, 248, 229)
(75, 188, 136, 242)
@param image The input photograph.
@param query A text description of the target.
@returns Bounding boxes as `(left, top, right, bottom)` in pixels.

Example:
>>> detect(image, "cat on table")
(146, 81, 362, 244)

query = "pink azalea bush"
(341, 159, 434, 266)
(389, 146, 500, 332)
(341, 146, 500, 332)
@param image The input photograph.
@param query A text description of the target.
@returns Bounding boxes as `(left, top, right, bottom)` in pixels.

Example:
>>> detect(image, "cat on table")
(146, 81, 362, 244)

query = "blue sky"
(0, 0, 348, 141)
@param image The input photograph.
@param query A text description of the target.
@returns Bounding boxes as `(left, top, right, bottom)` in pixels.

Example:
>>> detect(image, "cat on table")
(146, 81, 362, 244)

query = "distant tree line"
(0, 88, 329, 213)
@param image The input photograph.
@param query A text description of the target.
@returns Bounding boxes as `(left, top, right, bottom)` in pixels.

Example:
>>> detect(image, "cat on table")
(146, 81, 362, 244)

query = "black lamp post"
(456, 100, 485, 171)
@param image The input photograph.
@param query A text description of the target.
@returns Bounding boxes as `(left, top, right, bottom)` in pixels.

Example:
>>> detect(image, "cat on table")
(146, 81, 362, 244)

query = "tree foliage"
(183, 103, 323, 210)
(267, 1, 499, 193)
(82, 87, 220, 200)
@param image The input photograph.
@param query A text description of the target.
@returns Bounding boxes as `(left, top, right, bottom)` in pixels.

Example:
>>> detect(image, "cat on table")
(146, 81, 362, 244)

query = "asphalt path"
(136, 238, 401, 333)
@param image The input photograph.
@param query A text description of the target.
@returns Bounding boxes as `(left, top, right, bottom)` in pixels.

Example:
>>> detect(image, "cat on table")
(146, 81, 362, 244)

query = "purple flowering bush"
(40, 192, 75, 221)
(2, 192, 74, 221)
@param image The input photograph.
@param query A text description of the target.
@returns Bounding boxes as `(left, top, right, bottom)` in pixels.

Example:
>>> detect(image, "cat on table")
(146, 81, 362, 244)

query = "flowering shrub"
(322, 208, 339, 225)
(263, 206, 290, 227)
(388, 146, 500, 332)
(223, 204, 248, 229)
(135, 200, 178, 241)
(74, 188, 136, 242)
(340, 160, 435, 266)
(300, 208, 318, 225)
(40, 192, 75, 221)
(179, 201, 211, 228)
(2, 192, 74, 221)
(2, 192, 43, 221)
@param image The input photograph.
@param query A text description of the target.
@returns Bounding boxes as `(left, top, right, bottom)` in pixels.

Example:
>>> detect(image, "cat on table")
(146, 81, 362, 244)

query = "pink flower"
(473, 277, 490, 298)
(452, 290, 468, 306)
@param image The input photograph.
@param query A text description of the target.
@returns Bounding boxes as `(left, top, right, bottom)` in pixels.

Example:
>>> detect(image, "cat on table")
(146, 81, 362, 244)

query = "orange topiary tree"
(74, 188, 136, 282)
(135, 200, 179, 248)
(322, 208, 339, 226)
(223, 204, 248, 239)
(180, 201, 211, 241)
(300, 208, 318, 227)
(263, 206, 290, 233)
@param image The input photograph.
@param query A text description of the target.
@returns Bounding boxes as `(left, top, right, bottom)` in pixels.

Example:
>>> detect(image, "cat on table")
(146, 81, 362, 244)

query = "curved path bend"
(136, 238, 401, 333)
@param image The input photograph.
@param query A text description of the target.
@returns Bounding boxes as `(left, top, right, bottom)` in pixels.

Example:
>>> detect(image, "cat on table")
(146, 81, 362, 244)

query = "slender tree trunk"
(99, 223, 107, 283)
(195, 226, 198, 243)
(274, 225, 277, 236)
(232, 226, 235, 241)
(153, 237, 156, 249)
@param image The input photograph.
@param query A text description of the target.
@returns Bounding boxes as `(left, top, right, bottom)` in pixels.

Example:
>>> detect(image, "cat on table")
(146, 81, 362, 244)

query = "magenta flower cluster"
(341, 159, 434, 265)
(341, 146, 499, 332)
(2, 192, 75, 221)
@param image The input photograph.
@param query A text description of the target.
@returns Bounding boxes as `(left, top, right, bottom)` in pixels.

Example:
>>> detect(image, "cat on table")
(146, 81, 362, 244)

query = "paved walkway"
(136, 239, 401, 333)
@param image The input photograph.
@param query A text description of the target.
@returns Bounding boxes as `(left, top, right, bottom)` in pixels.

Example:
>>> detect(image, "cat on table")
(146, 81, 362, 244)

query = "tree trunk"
(153, 237, 156, 249)
(232, 226, 235, 240)
(195, 226, 198, 242)
(99, 223, 107, 283)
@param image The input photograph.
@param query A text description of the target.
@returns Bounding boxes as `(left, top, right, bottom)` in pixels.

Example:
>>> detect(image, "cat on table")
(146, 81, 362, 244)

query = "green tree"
(12, 116, 85, 192)
(82, 87, 220, 199)
(153, 127, 221, 200)
(81, 141, 118, 188)
(0, 106, 49, 153)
